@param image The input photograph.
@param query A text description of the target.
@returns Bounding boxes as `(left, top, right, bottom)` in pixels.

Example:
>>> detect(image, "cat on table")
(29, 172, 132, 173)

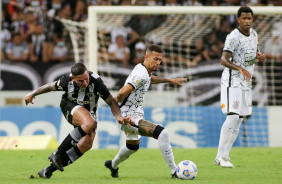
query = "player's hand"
(116, 116, 136, 128)
(238, 67, 252, 82)
(256, 52, 266, 62)
(170, 78, 187, 86)
(25, 93, 35, 105)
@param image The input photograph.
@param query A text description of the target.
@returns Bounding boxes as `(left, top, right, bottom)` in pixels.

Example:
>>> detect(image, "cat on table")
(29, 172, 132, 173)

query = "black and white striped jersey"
(221, 28, 258, 90)
(119, 63, 151, 117)
(55, 71, 110, 114)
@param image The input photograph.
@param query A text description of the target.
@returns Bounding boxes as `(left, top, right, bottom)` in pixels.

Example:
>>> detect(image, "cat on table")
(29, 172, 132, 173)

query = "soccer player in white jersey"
(104, 44, 187, 178)
(215, 6, 266, 168)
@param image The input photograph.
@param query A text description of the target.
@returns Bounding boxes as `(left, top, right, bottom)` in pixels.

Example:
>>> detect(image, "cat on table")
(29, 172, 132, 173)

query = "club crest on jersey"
(232, 101, 239, 109)
(88, 83, 94, 92)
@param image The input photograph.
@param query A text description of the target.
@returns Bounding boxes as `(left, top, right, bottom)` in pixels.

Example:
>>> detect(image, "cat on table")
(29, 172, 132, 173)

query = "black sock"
(58, 127, 87, 153)
(66, 145, 83, 164)
(47, 164, 57, 172)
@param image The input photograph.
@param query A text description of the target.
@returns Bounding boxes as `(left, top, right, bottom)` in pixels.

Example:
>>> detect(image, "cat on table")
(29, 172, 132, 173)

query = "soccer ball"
(176, 160, 198, 180)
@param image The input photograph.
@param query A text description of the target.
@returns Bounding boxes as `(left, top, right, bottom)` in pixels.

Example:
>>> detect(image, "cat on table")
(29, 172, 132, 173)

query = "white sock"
(216, 115, 239, 159)
(158, 129, 177, 174)
(112, 144, 136, 169)
(224, 118, 243, 157)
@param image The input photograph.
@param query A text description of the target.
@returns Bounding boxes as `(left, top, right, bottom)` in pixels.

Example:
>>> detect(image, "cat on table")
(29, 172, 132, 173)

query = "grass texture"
(0, 147, 281, 184)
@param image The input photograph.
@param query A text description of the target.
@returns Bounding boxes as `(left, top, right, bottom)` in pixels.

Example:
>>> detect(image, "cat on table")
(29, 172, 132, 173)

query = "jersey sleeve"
(54, 75, 69, 91)
(127, 74, 145, 90)
(223, 34, 239, 53)
(96, 77, 110, 101)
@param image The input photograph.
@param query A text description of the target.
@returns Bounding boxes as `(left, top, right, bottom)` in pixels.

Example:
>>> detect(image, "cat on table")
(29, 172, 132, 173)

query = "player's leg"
(215, 114, 239, 159)
(105, 115, 141, 178)
(223, 116, 243, 158)
(105, 139, 140, 178)
(223, 89, 252, 159)
(47, 100, 96, 171)
(138, 119, 177, 176)
(66, 130, 96, 163)
(216, 86, 242, 167)
(38, 131, 96, 179)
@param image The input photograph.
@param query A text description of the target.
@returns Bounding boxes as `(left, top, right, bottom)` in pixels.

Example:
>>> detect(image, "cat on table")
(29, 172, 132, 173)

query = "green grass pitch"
(1, 147, 281, 184)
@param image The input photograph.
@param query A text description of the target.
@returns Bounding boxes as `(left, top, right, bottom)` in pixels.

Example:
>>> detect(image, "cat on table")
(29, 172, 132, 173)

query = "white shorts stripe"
(71, 105, 82, 115)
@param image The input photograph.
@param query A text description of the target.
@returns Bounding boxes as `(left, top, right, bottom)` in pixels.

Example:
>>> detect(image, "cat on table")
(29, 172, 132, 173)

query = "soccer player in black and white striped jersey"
(215, 7, 266, 168)
(25, 63, 135, 179)
(104, 44, 187, 178)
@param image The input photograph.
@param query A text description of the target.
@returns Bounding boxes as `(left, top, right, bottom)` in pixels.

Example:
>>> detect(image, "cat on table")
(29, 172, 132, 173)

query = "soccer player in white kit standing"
(104, 44, 187, 178)
(215, 6, 266, 168)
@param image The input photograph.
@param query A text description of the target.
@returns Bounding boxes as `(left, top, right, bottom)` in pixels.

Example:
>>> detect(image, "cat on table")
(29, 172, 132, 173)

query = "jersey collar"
(237, 27, 250, 37)
(141, 63, 151, 76)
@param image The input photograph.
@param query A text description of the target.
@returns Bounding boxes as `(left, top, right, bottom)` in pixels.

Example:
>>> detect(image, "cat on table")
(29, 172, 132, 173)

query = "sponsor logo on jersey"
(244, 53, 256, 66)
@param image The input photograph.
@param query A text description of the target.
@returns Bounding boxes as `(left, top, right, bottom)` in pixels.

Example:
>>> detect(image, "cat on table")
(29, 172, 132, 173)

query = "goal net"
(59, 6, 282, 149)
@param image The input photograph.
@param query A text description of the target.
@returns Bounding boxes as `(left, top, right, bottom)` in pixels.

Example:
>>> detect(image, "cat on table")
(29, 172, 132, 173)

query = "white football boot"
(214, 158, 221, 166)
(220, 156, 235, 168)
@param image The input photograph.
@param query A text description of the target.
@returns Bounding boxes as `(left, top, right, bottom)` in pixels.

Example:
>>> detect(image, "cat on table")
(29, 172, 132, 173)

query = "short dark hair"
(237, 6, 253, 18)
(71, 63, 87, 76)
(147, 44, 163, 53)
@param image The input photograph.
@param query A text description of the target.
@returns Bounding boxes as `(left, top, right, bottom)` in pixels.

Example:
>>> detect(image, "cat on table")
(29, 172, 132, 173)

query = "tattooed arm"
(151, 75, 187, 86)
(25, 82, 56, 105)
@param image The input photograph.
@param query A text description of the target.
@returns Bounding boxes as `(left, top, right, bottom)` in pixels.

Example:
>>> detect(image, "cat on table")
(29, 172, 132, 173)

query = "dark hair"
(147, 44, 163, 53)
(71, 63, 87, 76)
(237, 6, 253, 18)
(12, 33, 21, 39)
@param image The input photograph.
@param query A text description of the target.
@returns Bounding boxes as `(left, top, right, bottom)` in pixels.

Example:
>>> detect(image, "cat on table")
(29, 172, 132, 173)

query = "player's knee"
(126, 142, 139, 151)
(83, 120, 97, 133)
(226, 114, 240, 123)
(153, 125, 165, 140)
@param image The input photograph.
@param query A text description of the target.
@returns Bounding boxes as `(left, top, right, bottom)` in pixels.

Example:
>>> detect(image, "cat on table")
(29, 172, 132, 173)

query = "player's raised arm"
(25, 82, 56, 105)
(220, 51, 251, 82)
(151, 75, 187, 86)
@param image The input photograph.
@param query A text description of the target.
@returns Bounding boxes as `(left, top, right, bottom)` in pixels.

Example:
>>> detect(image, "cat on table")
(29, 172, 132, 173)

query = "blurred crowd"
(1, 0, 282, 72)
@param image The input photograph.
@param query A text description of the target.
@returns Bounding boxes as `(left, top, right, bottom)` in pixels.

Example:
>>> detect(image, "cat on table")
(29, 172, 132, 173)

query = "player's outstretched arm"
(25, 82, 56, 105)
(151, 75, 187, 86)
(104, 93, 135, 127)
(221, 51, 252, 81)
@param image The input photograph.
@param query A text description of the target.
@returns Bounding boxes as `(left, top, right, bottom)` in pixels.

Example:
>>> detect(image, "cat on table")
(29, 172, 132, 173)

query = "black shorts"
(60, 99, 82, 125)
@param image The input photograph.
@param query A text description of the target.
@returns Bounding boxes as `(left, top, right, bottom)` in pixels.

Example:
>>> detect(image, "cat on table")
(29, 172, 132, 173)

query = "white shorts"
(120, 114, 143, 140)
(221, 85, 252, 116)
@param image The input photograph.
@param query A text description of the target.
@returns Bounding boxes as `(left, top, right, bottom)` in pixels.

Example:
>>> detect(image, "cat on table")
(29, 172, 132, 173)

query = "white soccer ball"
(176, 160, 198, 180)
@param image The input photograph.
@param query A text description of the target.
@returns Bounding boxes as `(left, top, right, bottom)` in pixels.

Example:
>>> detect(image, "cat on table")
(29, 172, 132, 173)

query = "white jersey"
(221, 28, 259, 90)
(120, 63, 151, 117)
